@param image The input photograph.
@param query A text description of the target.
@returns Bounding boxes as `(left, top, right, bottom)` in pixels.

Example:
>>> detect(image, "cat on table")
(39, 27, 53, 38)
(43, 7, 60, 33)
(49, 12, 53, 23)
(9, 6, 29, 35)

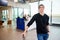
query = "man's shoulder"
(34, 13, 39, 16)
(44, 14, 49, 18)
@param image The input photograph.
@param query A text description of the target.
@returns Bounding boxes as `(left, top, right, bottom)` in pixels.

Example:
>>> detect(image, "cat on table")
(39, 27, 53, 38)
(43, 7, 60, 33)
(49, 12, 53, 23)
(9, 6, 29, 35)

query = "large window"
(12, 7, 18, 19)
(12, 7, 24, 20)
(24, 8, 31, 17)
(2, 10, 8, 21)
(18, 8, 23, 18)
(29, 2, 38, 16)
(52, 0, 60, 24)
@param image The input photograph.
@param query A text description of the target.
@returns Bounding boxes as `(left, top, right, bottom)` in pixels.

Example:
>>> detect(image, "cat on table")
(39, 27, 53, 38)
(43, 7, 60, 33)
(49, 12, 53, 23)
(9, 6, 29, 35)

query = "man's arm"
(22, 15, 36, 37)
(22, 26, 28, 38)
(46, 16, 50, 33)
(24, 26, 29, 33)
(47, 25, 49, 32)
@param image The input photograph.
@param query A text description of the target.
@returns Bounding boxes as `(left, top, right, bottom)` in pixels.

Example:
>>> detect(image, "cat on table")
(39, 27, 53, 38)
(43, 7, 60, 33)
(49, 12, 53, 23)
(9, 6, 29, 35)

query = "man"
(22, 4, 49, 40)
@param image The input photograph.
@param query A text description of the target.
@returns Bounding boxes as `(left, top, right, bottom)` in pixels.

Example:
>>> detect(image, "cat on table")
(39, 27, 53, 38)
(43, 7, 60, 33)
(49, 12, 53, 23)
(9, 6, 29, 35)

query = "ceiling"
(8, 0, 43, 3)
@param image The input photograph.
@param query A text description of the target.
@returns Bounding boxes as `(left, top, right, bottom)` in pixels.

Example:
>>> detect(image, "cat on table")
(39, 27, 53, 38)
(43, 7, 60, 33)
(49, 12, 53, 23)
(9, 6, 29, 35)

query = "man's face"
(39, 6, 44, 13)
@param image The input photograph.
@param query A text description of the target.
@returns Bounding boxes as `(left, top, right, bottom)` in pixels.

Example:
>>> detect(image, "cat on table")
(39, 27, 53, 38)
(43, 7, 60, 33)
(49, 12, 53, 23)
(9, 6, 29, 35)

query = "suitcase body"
(16, 17, 25, 31)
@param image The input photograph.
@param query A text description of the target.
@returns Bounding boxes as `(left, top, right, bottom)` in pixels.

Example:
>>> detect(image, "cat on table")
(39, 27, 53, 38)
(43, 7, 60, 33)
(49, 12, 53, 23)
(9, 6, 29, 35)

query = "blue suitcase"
(16, 17, 25, 31)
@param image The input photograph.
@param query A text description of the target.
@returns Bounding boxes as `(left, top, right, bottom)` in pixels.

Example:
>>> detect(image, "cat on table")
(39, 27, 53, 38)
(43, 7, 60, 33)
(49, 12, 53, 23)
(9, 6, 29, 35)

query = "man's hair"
(38, 4, 44, 9)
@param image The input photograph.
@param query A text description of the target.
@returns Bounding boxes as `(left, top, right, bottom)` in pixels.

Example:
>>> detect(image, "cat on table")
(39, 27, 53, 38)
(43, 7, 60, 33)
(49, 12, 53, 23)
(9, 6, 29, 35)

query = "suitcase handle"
(22, 34, 25, 40)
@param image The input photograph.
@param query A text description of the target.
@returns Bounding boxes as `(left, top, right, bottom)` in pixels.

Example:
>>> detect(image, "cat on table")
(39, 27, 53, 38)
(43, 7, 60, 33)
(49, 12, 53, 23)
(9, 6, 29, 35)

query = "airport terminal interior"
(0, 0, 60, 40)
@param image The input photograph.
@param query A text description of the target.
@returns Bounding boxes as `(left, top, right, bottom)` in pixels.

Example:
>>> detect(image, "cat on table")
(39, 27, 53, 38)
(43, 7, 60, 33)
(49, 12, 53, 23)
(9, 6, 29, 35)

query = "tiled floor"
(0, 22, 60, 40)
(0, 26, 37, 40)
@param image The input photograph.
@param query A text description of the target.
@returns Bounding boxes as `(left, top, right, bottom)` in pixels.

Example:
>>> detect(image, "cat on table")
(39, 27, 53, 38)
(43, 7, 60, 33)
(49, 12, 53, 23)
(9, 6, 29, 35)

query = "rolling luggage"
(16, 17, 25, 31)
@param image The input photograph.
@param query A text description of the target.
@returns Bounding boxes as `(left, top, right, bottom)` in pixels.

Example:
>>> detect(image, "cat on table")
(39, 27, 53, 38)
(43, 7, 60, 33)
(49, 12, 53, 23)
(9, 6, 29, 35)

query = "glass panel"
(14, 8, 18, 18)
(12, 7, 18, 26)
(24, 8, 30, 17)
(12, 7, 18, 21)
(18, 8, 23, 18)
(29, 2, 38, 16)
(2, 10, 8, 21)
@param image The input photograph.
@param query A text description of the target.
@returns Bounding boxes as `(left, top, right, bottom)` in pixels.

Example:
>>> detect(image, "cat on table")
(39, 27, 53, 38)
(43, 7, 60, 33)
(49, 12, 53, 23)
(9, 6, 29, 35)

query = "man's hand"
(22, 31, 27, 38)
(47, 25, 50, 35)
(22, 26, 28, 38)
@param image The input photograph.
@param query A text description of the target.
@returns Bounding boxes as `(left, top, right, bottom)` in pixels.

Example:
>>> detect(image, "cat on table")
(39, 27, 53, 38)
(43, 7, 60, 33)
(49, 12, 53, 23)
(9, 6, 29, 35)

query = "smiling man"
(22, 4, 49, 40)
